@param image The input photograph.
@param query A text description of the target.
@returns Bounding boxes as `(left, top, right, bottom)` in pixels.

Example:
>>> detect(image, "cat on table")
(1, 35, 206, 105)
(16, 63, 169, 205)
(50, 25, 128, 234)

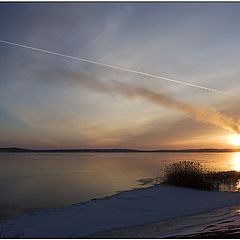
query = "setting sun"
(229, 134, 240, 146)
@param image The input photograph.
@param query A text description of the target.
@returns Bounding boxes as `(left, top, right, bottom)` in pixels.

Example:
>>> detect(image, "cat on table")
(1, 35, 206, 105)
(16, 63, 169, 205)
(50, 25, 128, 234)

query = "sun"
(229, 134, 240, 146)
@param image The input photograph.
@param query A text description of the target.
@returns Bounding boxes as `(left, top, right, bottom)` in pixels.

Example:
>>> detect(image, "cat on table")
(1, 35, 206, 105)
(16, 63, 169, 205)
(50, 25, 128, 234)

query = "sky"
(0, 2, 240, 149)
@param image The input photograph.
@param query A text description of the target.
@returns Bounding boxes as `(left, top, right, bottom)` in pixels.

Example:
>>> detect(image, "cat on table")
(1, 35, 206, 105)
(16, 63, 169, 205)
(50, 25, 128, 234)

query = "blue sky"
(0, 3, 240, 149)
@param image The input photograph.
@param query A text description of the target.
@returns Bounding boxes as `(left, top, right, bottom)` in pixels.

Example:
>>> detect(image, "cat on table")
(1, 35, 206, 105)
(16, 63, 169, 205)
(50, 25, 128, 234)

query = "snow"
(1, 184, 240, 238)
(93, 205, 240, 238)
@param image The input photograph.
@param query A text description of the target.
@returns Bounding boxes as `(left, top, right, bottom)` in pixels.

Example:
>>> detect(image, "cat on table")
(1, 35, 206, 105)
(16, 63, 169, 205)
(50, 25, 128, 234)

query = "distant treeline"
(0, 147, 240, 153)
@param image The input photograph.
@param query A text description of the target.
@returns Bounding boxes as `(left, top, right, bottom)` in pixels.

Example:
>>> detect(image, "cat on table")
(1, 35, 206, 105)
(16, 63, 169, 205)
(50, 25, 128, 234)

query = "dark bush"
(164, 161, 216, 191)
(204, 170, 240, 191)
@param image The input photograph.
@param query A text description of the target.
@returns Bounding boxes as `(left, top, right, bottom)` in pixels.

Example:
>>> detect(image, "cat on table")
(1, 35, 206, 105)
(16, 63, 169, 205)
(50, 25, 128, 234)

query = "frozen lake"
(0, 151, 240, 219)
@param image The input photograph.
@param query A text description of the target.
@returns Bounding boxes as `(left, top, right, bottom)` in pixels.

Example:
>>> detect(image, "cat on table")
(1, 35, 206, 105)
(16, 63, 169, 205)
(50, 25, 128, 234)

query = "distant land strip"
(0, 148, 240, 153)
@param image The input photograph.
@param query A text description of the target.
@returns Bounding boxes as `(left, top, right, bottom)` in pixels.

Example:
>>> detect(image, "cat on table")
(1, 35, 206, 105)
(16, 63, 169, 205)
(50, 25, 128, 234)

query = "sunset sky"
(0, 3, 240, 149)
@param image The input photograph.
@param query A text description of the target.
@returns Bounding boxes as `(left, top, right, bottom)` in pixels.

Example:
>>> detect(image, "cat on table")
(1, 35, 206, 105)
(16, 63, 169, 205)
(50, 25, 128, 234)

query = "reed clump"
(164, 161, 215, 191)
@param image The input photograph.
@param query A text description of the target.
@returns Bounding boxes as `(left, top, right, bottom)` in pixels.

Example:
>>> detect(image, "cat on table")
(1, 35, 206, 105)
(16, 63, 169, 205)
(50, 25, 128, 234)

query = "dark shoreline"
(1, 147, 240, 153)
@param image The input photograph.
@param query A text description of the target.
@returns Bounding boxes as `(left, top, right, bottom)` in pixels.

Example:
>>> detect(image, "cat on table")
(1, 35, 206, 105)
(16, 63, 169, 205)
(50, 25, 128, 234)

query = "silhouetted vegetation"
(204, 170, 240, 191)
(163, 161, 216, 191)
(163, 161, 240, 191)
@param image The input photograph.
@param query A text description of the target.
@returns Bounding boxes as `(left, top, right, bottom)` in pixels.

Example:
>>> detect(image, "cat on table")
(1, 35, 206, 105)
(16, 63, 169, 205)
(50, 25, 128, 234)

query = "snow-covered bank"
(1, 184, 240, 238)
(91, 205, 240, 238)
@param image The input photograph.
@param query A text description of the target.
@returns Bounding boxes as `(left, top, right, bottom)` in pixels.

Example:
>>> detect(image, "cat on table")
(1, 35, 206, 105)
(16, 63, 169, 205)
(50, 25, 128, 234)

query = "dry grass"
(163, 161, 216, 191)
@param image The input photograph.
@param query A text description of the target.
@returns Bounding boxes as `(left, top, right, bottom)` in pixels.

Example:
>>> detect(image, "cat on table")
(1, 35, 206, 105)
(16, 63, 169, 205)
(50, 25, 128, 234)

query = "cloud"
(71, 73, 240, 134)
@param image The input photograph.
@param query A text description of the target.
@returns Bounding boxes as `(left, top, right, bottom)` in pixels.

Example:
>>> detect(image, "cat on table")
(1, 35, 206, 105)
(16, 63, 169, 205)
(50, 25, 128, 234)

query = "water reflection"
(232, 152, 240, 171)
(1, 152, 240, 220)
(236, 180, 240, 191)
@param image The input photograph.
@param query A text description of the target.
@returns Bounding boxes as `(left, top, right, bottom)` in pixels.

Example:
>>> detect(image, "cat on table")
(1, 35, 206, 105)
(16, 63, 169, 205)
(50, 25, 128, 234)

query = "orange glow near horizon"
(229, 134, 240, 147)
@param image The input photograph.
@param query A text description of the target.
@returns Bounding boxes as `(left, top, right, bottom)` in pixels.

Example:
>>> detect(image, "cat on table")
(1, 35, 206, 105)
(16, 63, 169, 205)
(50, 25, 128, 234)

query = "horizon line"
(1, 147, 240, 153)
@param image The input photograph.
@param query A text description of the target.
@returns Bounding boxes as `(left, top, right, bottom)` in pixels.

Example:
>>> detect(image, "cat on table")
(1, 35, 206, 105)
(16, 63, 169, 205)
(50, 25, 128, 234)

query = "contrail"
(0, 38, 237, 97)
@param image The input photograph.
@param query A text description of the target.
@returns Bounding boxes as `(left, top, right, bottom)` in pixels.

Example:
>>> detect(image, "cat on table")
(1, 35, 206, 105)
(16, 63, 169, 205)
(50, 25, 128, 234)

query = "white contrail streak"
(0, 39, 237, 96)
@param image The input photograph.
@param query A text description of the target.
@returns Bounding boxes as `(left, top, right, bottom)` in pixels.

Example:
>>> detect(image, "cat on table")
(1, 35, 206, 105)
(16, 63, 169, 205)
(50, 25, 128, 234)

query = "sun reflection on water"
(236, 180, 240, 191)
(232, 152, 240, 172)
